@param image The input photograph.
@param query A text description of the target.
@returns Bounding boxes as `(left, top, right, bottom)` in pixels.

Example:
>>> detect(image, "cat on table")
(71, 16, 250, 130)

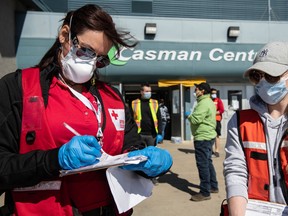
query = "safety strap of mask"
(68, 14, 73, 45)
(65, 83, 104, 140)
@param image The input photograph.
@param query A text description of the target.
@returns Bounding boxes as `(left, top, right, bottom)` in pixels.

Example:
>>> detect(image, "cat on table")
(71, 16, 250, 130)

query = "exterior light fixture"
(227, 26, 240, 38)
(145, 23, 157, 35)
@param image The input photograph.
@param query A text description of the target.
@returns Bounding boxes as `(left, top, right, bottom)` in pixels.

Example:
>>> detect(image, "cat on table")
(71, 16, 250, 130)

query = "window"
(228, 90, 242, 110)
(132, 0, 153, 13)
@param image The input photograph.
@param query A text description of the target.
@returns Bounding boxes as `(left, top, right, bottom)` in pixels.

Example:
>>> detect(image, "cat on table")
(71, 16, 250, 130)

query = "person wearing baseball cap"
(223, 42, 288, 216)
(187, 82, 219, 201)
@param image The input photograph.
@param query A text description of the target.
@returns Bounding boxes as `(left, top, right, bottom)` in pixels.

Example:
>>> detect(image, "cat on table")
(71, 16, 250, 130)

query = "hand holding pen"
(63, 122, 108, 156)
(58, 123, 108, 170)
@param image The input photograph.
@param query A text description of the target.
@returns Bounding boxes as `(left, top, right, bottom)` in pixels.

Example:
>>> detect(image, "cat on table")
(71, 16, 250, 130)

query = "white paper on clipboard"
(106, 167, 154, 213)
(246, 199, 288, 216)
(59, 153, 147, 177)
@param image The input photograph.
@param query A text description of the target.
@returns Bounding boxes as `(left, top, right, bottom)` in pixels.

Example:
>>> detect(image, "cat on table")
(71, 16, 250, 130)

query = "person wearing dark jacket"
(0, 4, 172, 216)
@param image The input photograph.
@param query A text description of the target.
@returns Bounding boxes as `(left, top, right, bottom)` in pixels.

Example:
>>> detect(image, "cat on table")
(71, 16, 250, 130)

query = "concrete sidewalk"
(133, 139, 226, 216)
(0, 139, 226, 216)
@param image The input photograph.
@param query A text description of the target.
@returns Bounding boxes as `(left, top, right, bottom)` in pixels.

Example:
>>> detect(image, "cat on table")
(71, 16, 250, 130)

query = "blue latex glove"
(121, 146, 173, 177)
(155, 134, 163, 144)
(58, 135, 102, 170)
(185, 111, 191, 118)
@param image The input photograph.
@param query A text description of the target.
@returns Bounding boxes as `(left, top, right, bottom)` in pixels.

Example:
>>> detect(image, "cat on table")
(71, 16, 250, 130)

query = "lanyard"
(62, 80, 104, 143)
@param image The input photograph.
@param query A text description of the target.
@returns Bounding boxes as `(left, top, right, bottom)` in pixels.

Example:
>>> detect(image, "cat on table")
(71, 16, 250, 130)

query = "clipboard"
(60, 153, 147, 177)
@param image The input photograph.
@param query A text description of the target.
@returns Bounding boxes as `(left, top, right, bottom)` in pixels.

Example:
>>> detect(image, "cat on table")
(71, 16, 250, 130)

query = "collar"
(197, 94, 210, 101)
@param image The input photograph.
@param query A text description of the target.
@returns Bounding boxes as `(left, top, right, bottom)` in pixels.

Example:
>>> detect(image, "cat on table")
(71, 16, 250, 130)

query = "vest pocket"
(248, 174, 269, 200)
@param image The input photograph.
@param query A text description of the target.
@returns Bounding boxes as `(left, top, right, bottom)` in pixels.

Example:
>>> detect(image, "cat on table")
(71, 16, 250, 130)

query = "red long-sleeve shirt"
(213, 97, 224, 121)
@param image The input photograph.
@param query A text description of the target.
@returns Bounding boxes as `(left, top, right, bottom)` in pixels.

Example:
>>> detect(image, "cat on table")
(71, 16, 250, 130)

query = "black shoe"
(210, 188, 219, 193)
(151, 178, 159, 185)
(190, 193, 211, 201)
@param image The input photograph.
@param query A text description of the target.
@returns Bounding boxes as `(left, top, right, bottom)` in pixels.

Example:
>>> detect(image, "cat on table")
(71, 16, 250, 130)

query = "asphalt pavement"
(0, 139, 227, 216)
(133, 139, 226, 216)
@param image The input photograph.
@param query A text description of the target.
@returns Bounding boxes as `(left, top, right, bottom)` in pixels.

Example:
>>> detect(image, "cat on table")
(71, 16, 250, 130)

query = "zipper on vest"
(273, 158, 277, 187)
(278, 135, 288, 203)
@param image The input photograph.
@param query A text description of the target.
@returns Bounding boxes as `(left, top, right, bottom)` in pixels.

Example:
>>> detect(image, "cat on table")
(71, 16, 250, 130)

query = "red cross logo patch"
(108, 109, 125, 131)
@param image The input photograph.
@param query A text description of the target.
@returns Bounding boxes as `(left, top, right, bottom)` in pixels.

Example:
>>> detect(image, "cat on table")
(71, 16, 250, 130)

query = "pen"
(63, 122, 81, 136)
(63, 122, 107, 155)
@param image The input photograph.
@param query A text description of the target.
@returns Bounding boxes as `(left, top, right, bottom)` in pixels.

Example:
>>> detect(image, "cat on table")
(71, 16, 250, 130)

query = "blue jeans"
(161, 121, 167, 139)
(194, 139, 218, 196)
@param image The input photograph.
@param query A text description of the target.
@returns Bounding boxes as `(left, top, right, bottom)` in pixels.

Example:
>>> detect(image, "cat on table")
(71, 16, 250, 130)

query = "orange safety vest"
(131, 99, 158, 134)
(12, 68, 128, 216)
(237, 109, 288, 201)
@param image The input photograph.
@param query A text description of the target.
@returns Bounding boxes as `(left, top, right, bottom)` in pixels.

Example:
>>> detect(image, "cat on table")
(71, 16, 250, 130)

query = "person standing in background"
(131, 83, 163, 146)
(186, 82, 218, 202)
(159, 98, 170, 143)
(210, 88, 224, 157)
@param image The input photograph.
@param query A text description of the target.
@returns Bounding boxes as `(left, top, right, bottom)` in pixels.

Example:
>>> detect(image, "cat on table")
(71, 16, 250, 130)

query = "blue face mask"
(255, 77, 288, 105)
(142, 92, 151, 100)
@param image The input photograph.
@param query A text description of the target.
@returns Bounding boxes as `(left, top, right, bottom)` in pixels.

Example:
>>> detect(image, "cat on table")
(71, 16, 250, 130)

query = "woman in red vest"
(224, 42, 288, 216)
(0, 4, 172, 216)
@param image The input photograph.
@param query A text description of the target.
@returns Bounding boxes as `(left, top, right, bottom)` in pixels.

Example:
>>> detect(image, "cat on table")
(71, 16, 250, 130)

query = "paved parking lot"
(133, 139, 226, 216)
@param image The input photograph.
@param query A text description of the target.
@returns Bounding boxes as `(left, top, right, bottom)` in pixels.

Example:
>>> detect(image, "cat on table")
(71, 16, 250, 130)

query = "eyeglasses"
(71, 36, 110, 68)
(248, 70, 281, 84)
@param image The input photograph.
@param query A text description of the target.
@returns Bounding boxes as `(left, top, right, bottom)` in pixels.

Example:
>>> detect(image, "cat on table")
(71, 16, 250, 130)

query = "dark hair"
(36, 4, 138, 70)
(211, 88, 217, 92)
(195, 82, 211, 94)
(140, 82, 150, 91)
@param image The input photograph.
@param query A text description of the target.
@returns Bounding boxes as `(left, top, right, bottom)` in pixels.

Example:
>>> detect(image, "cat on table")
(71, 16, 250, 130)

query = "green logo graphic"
(108, 46, 128, 66)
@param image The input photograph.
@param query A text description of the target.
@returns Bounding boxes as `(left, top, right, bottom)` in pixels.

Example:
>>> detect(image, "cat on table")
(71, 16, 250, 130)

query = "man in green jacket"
(186, 82, 218, 201)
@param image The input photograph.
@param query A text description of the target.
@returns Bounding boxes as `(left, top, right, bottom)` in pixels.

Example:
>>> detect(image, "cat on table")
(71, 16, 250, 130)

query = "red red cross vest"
(11, 68, 127, 215)
(238, 109, 288, 201)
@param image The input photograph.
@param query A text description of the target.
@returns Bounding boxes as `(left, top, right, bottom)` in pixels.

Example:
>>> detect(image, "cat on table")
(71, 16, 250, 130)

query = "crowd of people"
(127, 42, 288, 215)
(0, 3, 287, 216)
